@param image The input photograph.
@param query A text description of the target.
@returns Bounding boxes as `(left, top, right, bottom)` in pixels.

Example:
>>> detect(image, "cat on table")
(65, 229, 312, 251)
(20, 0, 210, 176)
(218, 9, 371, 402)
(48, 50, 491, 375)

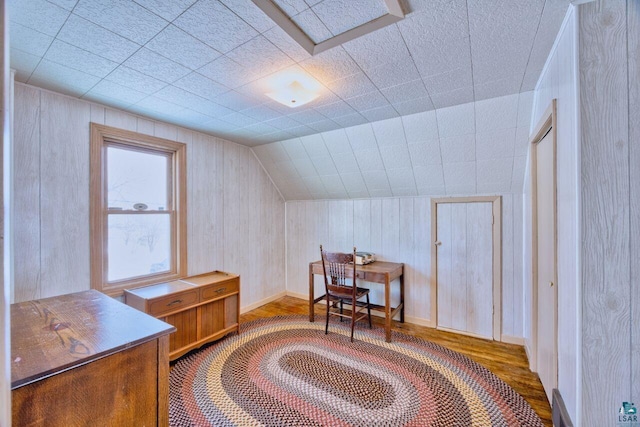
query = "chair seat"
(328, 286, 370, 300)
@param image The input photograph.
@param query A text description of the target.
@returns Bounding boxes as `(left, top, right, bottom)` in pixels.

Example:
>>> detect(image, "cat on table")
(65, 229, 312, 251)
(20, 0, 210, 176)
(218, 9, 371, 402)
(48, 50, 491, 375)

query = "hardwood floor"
(241, 295, 552, 427)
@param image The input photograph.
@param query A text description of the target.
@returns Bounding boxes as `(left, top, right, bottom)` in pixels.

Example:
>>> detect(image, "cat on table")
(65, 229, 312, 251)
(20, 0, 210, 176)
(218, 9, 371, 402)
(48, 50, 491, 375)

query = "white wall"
(285, 193, 525, 340)
(12, 83, 286, 310)
(528, 5, 581, 423)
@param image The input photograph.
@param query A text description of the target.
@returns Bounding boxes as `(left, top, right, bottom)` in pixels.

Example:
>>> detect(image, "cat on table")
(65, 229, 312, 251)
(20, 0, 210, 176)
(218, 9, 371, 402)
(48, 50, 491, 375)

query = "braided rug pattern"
(169, 316, 543, 427)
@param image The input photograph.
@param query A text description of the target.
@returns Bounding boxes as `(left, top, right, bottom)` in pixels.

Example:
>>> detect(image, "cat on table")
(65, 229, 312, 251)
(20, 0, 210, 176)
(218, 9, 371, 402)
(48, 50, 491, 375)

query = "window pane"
(107, 146, 168, 210)
(108, 214, 171, 282)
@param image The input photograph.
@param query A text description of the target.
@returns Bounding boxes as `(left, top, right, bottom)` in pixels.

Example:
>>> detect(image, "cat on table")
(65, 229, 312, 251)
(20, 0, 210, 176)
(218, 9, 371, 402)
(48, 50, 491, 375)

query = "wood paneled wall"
(285, 194, 525, 338)
(529, 5, 580, 422)
(12, 83, 285, 310)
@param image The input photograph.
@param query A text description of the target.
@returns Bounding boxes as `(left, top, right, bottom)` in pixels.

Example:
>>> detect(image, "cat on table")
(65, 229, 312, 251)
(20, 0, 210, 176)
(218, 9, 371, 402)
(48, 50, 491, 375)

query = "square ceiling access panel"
(252, 0, 405, 56)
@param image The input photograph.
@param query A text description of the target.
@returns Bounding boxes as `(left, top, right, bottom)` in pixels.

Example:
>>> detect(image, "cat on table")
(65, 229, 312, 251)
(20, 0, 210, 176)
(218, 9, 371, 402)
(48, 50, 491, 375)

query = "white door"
(436, 202, 494, 339)
(535, 130, 558, 402)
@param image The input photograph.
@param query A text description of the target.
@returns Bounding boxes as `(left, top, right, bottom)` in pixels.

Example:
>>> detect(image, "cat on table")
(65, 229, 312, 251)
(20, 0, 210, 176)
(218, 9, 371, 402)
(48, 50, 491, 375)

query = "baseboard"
(501, 334, 525, 345)
(240, 291, 287, 314)
(285, 291, 308, 300)
(552, 389, 574, 427)
(404, 316, 435, 328)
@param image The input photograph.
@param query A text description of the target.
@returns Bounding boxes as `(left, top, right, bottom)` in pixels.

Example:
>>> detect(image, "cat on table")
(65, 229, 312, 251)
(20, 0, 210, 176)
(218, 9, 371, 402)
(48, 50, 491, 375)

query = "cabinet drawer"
(200, 279, 238, 301)
(148, 290, 198, 316)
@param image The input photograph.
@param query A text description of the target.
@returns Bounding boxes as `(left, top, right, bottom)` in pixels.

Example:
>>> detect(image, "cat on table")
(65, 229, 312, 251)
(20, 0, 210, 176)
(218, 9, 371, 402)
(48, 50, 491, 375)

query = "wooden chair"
(320, 245, 372, 342)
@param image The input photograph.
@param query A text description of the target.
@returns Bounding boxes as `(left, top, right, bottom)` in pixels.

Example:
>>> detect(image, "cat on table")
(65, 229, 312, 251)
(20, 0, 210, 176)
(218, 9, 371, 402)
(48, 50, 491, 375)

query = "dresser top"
(179, 270, 238, 286)
(11, 290, 175, 389)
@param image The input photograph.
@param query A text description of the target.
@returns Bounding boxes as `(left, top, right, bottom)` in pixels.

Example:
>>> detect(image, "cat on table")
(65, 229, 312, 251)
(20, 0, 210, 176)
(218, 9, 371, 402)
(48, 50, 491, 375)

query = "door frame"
(430, 196, 502, 340)
(529, 99, 558, 373)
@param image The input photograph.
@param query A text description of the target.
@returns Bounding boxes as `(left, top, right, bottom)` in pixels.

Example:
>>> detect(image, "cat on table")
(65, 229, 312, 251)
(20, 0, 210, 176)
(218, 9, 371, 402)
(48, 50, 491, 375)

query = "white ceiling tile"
(514, 126, 531, 157)
(312, 0, 387, 36)
(365, 59, 421, 90)
(312, 156, 338, 176)
(220, 112, 260, 127)
(392, 187, 418, 197)
(354, 149, 385, 171)
(272, 159, 299, 176)
(477, 158, 514, 193)
(219, 0, 276, 33)
(332, 151, 360, 174)
(408, 141, 442, 166)
(74, 0, 168, 44)
(9, 0, 70, 37)
(443, 162, 476, 194)
(343, 25, 411, 70)
(252, 145, 272, 164)
(475, 128, 516, 160)
(522, 67, 543, 91)
(291, 9, 333, 43)
(124, 48, 191, 83)
(320, 175, 347, 194)
(242, 105, 283, 122)
(281, 138, 307, 160)
(333, 113, 368, 128)
(173, 72, 229, 98)
(402, 24, 471, 78)
(272, 0, 309, 16)
(417, 186, 445, 196)
(371, 117, 406, 146)
(422, 67, 472, 95)
(287, 108, 327, 124)
(214, 91, 260, 111)
(84, 80, 147, 105)
(226, 36, 294, 79)
(321, 129, 350, 154)
(10, 49, 41, 82)
(198, 56, 259, 89)
(379, 145, 411, 169)
(474, 75, 523, 101)
(402, 110, 439, 142)
(386, 168, 416, 189)
(299, 47, 361, 84)
(243, 122, 280, 137)
(345, 123, 376, 151)
(304, 0, 323, 6)
(174, 0, 258, 53)
(361, 170, 390, 190)
(340, 172, 368, 193)
(44, 40, 119, 78)
(10, 23, 53, 57)
(430, 86, 474, 109)
(302, 175, 327, 193)
(105, 66, 168, 94)
(517, 91, 534, 128)
(265, 115, 303, 130)
(346, 190, 370, 199)
(326, 72, 377, 100)
(511, 155, 528, 192)
(132, 0, 197, 21)
(29, 59, 101, 96)
(313, 101, 357, 119)
(369, 188, 393, 197)
(436, 102, 475, 138)
(57, 14, 141, 63)
(439, 134, 475, 163)
(146, 25, 221, 70)
(263, 25, 312, 63)
(345, 91, 389, 111)
(265, 142, 292, 163)
(308, 119, 341, 133)
(380, 79, 429, 104)
(360, 105, 398, 122)
(293, 157, 319, 177)
(171, 108, 215, 125)
(133, 96, 184, 116)
(475, 93, 519, 132)
(48, 0, 79, 10)
(413, 164, 444, 188)
(399, 0, 468, 42)
(392, 98, 433, 116)
(287, 125, 317, 137)
(300, 134, 329, 157)
(154, 85, 229, 116)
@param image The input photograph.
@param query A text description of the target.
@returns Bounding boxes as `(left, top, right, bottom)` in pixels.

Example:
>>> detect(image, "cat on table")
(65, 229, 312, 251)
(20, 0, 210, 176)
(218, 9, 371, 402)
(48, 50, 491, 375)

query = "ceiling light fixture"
(265, 70, 322, 108)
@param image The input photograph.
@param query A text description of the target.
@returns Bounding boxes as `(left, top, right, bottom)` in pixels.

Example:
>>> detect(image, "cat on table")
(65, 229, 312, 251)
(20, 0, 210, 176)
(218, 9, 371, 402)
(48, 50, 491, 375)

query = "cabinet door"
(163, 308, 198, 353)
(198, 300, 225, 339)
(225, 295, 238, 329)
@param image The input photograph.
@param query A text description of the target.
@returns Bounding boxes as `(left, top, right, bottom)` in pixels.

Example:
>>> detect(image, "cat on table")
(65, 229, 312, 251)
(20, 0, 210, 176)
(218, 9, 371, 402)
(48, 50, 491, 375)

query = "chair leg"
(325, 296, 330, 335)
(339, 299, 343, 322)
(366, 294, 372, 328)
(350, 298, 356, 342)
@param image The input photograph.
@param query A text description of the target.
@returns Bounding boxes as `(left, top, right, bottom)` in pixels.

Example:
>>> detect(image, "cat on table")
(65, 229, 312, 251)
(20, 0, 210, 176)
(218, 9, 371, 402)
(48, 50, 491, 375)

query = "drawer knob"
(167, 299, 183, 306)
(215, 287, 226, 294)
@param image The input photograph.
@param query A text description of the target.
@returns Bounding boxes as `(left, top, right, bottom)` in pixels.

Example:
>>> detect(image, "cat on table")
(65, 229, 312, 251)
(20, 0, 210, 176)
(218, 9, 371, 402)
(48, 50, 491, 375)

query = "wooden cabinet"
(125, 271, 240, 360)
(11, 290, 175, 427)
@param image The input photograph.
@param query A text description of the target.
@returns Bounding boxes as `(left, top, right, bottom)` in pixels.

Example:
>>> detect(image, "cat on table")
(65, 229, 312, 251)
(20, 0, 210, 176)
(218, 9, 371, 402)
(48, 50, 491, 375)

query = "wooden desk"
(309, 260, 404, 342)
(11, 290, 175, 426)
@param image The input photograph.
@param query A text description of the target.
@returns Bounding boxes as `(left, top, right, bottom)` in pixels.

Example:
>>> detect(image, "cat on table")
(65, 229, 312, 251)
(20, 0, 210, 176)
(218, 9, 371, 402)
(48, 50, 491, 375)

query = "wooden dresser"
(11, 290, 175, 427)
(125, 271, 240, 361)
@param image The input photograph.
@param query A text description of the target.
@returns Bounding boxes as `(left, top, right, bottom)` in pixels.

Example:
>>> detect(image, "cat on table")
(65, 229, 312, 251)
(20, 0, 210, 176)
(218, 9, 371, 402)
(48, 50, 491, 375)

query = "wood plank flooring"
(241, 295, 552, 427)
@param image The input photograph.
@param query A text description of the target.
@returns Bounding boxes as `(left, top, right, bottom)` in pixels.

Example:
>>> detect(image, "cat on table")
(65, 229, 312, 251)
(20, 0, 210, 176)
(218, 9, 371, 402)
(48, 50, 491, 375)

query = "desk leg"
(400, 268, 405, 323)
(385, 275, 391, 342)
(309, 263, 314, 322)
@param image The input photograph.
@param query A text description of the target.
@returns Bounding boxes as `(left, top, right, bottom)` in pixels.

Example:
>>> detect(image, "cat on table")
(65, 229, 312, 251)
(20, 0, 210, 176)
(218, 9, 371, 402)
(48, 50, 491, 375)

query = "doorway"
(431, 196, 502, 340)
(530, 99, 558, 403)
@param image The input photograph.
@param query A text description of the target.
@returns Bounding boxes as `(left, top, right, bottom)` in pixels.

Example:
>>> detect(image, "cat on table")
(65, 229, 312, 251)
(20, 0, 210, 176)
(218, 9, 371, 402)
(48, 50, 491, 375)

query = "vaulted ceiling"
(9, 0, 570, 147)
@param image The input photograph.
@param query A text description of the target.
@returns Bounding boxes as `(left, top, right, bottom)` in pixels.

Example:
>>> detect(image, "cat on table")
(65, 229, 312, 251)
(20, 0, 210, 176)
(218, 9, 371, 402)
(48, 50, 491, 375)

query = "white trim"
(436, 326, 492, 341)
(240, 291, 287, 314)
(501, 334, 526, 346)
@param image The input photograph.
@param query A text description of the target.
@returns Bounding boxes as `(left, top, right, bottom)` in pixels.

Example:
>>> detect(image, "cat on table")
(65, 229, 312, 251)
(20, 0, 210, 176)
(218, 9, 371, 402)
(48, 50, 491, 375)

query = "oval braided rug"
(169, 316, 543, 427)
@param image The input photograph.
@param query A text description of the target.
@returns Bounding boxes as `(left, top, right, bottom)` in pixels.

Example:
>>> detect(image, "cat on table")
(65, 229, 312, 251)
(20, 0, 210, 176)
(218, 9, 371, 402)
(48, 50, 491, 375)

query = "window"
(90, 124, 186, 296)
